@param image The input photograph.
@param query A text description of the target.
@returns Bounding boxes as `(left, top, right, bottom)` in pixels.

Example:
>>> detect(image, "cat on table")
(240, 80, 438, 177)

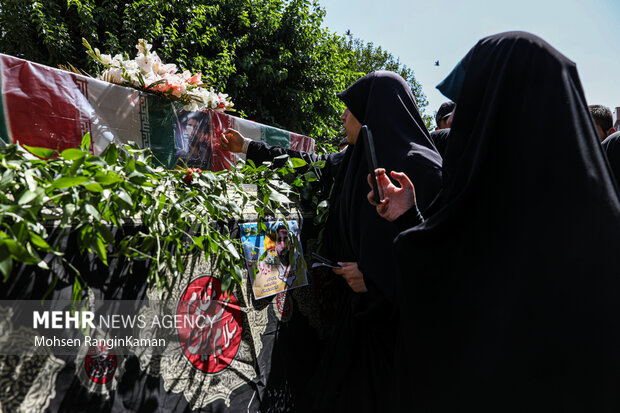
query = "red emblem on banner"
(177, 276, 242, 373)
(84, 344, 118, 384)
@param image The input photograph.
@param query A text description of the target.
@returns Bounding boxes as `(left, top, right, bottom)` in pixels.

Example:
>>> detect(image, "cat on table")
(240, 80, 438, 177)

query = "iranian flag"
(0, 54, 314, 170)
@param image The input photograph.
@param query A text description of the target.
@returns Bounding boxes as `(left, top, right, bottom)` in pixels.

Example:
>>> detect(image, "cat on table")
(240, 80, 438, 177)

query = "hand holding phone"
(311, 252, 341, 268)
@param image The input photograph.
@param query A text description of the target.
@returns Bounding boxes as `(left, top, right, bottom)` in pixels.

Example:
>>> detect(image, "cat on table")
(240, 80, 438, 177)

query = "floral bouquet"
(83, 39, 234, 112)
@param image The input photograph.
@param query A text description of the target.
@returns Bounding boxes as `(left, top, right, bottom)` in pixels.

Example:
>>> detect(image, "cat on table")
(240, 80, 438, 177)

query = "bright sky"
(318, 0, 620, 123)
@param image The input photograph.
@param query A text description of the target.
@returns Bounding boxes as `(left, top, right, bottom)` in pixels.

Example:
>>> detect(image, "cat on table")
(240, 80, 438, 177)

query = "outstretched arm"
(219, 128, 246, 153)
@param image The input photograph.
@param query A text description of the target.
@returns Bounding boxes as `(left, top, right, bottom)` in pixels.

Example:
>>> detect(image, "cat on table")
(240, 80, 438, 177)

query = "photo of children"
(240, 221, 308, 299)
(175, 110, 212, 170)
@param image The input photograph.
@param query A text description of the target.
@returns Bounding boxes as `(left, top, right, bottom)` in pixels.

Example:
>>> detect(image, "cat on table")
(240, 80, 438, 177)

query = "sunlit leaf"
(23, 145, 55, 159)
(80, 133, 91, 151)
(84, 182, 103, 192)
(61, 148, 87, 160)
(18, 190, 37, 205)
(290, 157, 307, 168)
(51, 176, 89, 188)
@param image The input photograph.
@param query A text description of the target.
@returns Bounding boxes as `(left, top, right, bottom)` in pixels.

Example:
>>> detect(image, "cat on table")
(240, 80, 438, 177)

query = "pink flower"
(152, 79, 173, 93)
(188, 73, 202, 85)
(166, 76, 185, 97)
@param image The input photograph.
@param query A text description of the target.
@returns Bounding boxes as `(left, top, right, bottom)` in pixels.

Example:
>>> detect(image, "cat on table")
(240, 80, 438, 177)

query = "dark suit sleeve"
(246, 140, 323, 167)
(246, 141, 345, 193)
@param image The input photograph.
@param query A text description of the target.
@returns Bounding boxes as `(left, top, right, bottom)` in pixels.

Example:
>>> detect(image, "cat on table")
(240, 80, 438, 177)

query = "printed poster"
(240, 221, 308, 299)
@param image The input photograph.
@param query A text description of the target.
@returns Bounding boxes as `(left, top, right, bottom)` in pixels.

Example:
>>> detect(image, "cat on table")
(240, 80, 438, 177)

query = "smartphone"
(362, 125, 383, 203)
(311, 252, 341, 268)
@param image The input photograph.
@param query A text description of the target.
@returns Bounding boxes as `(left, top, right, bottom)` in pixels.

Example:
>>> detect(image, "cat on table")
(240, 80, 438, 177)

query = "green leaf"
(23, 145, 55, 159)
(95, 223, 115, 244)
(0, 246, 13, 281)
(221, 275, 232, 293)
(85, 204, 101, 221)
(303, 171, 318, 182)
(126, 157, 136, 174)
(18, 190, 38, 205)
(30, 233, 51, 250)
(61, 148, 87, 160)
(103, 144, 119, 165)
(268, 190, 291, 204)
(92, 235, 108, 265)
(51, 176, 89, 188)
(81, 133, 91, 151)
(192, 236, 204, 250)
(68, 155, 85, 176)
(223, 240, 240, 260)
(4, 238, 38, 264)
(0, 169, 15, 186)
(116, 190, 133, 208)
(291, 157, 307, 168)
(83, 182, 103, 192)
(24, 169, 38, 191)
(232, 265, 243, 283)
(72, 276, 82, 303)
(94, 171, 123, 185)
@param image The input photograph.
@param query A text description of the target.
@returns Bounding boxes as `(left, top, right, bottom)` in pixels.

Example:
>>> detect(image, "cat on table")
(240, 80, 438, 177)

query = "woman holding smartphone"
(221, 71, 443, 412)
(370, 32, 620, 411)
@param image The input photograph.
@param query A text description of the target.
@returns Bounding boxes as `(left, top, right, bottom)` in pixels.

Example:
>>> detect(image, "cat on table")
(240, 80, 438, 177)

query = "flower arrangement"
(83, 39, 234, 112)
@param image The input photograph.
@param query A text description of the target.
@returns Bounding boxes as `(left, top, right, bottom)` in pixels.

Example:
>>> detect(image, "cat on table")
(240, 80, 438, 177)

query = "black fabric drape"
(308, 71, 442, 413)
(393, 31, 620, 412)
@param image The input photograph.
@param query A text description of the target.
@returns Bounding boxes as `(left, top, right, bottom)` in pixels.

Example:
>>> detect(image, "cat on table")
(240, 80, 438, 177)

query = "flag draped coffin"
(0, 53, 315, 170)
(0, 54, 330, 412)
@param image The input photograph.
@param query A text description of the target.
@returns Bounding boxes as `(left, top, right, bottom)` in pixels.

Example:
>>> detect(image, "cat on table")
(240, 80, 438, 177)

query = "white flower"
(136, 39, 152, 55)
(183, 101, 201, 112)
(100, 54, 113, 65)
(150, 53, 162, 73)
(91, 39, 234, 111)
(136, 54, 155, 74)
(143, 72, 159, 87)
(158, 63, 177, 75)
(123, 69, 141, 86)
(100, 67, 122, 83)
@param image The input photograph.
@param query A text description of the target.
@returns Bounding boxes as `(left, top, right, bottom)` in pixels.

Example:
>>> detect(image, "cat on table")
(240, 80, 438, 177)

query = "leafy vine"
(0, 134, 328, 300)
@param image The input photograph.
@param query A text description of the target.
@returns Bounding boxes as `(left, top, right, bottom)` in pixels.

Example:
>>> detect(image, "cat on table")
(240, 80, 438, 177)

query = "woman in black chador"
(308, 71, 442, 413)
(370, 31, 620, 412)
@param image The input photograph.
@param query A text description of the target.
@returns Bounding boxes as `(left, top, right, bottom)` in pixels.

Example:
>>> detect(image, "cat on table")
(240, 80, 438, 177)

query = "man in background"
(589, 104, 616, 142)
(429, 101, 455, 157)
(435, 101, 455, 130)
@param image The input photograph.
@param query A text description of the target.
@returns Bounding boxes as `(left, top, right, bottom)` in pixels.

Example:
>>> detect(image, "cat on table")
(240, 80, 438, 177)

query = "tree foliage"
(0, 0, 431, 145)
(341, 35, 432, 129)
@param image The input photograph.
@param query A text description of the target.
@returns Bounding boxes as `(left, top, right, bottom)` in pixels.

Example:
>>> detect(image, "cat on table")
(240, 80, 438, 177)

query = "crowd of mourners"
(220, 31, 620, 412)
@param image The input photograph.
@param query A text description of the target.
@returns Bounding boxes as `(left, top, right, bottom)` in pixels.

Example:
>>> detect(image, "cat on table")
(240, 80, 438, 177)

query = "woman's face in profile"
(340, 108, 362, 144)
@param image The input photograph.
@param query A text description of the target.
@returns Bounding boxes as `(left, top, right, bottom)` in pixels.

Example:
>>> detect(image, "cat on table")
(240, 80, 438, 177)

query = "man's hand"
(367, 168, 416, 222)
(332, 262, 368, 293)
(220, 128, 245, 153)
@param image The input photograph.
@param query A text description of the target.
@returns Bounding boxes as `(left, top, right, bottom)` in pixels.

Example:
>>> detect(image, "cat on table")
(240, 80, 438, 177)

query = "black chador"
(310, 71, 442, 413)
(392, 31, 620, 412)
